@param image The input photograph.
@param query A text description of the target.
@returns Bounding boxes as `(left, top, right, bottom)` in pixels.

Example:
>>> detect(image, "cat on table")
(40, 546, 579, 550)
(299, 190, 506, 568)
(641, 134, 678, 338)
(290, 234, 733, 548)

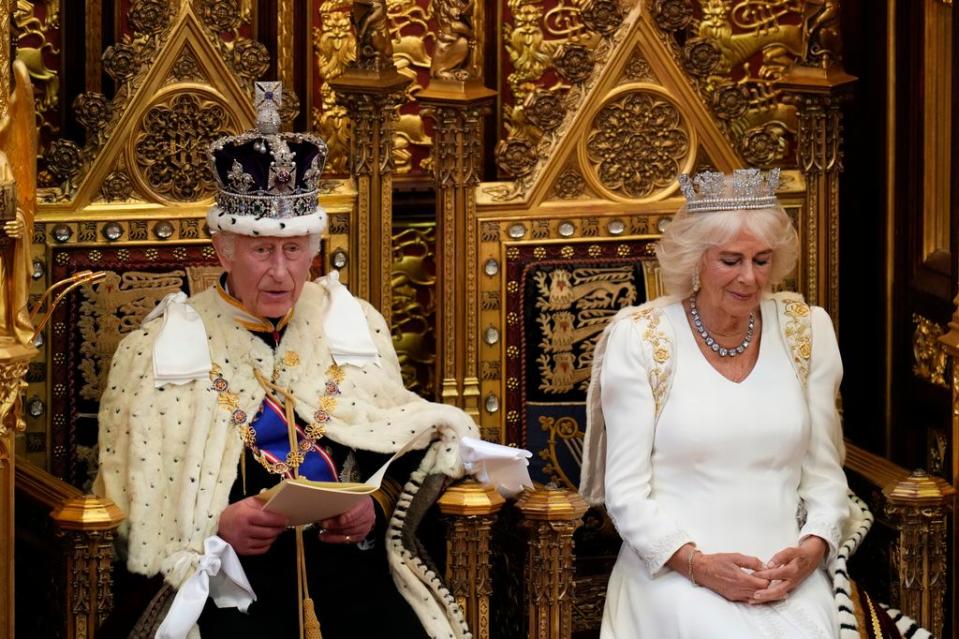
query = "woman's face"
(697, 228, 772, 318)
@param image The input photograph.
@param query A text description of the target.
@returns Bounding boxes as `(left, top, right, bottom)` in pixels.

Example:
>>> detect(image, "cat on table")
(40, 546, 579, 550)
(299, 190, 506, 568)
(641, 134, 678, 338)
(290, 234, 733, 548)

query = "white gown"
(599, 299, 849, 639)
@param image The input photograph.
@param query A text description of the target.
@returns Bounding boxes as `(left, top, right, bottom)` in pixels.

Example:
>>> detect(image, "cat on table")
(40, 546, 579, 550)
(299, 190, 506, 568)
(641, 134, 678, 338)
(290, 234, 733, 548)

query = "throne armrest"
(439, 480, 586, 639)
(15, 459, 124, 639)
(843, 441, 955, 638)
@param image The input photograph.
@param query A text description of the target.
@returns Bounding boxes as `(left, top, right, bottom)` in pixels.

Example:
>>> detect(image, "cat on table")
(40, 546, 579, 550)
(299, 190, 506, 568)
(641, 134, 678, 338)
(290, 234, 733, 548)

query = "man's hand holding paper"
(317, 496, 376, 544)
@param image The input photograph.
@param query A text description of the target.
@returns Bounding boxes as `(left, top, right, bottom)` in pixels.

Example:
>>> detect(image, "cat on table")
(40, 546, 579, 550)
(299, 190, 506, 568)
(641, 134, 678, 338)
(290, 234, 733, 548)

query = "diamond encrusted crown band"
(678, 168, 781, 214)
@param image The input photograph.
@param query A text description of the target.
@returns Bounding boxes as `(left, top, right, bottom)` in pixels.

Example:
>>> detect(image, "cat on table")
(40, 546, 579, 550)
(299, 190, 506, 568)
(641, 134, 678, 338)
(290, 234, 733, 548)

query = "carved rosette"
(132, 92, 237, 202)
(740, 123, 788, 168)
(644, 0, 821, 173)
(524, 91, 566, 132)
(583, 90, 692, 200)
(99, 171, 134, 203)
(495, 138, 539, 179)
(170, 52, 203, 83)
(553, 169, 586, 200)
(46, 139, 84, 180)
(580, 0, 623, 36)
(196, 0, 243, 32)
(233, 40, 271, 80)
(553, 44, 594, 85)
(102, 43, 140, 84)
(623, 51, 653, 82)
(711, 85, 748, 120)
(683, 38, 721, 76)
(651, 0, 693, 31)
(277, 90, 301, 126)
(128, 0, 174, 36)
(73, 93, 113, 133)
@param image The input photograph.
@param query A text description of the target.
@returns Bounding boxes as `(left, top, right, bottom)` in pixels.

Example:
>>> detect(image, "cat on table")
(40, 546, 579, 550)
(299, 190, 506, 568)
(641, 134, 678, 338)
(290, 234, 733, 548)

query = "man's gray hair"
(213, 231, 323, 260)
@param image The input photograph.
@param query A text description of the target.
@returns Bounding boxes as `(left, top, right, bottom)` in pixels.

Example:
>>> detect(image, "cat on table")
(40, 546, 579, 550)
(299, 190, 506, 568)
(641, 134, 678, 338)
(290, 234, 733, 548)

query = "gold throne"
(1, 1, 955, 638)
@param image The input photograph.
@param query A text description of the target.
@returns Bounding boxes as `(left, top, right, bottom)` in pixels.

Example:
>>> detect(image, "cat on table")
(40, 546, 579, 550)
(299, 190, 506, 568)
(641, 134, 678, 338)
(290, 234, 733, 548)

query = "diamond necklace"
(688, 295, 755, 358)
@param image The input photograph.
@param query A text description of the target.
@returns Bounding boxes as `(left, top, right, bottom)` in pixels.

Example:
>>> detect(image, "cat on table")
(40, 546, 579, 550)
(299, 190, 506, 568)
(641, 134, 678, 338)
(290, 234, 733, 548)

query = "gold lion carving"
(431, 0, 475, 80)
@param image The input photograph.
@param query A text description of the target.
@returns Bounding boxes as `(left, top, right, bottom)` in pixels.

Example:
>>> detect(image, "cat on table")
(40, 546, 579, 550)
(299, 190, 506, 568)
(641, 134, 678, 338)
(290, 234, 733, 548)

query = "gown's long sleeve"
(796, 306, 848, 560)
(600, 317, 692, 576)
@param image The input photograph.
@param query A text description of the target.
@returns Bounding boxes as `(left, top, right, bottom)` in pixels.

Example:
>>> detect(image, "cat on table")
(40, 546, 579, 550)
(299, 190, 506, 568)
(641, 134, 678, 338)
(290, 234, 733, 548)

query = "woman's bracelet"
(688, 547, 701, 587)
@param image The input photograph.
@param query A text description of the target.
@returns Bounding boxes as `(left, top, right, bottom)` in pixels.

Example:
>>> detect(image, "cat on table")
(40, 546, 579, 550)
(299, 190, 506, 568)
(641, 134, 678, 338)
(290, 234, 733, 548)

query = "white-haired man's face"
(213, 233, 313, 318)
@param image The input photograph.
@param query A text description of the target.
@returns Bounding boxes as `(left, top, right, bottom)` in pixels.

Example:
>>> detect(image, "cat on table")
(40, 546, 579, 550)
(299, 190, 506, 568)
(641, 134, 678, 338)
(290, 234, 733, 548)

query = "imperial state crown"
(206, 82, 328, 237)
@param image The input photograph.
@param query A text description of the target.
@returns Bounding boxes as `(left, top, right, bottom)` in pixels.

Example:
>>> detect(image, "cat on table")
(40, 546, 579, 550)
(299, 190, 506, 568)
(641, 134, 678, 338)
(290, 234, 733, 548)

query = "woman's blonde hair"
(655, 204, 799, 298)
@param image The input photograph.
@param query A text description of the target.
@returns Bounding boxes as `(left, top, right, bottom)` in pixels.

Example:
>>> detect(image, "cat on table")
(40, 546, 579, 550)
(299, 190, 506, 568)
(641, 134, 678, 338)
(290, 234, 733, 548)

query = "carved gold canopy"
(5, 0, 845, 484)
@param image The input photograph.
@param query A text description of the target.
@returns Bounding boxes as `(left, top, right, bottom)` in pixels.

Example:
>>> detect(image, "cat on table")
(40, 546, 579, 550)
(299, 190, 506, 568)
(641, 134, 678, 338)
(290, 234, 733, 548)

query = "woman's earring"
(692, 271, 701, 293)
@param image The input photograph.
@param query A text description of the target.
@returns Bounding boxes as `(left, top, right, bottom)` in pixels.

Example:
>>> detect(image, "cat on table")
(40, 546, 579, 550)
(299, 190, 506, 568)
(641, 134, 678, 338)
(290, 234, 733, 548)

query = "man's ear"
(211, 233, 233, 272)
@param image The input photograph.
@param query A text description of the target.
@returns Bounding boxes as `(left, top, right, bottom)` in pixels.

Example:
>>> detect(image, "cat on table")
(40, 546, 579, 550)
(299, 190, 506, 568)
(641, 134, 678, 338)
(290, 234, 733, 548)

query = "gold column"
(0, 351, 30, 638)
(776, 4, 855, 325)
(417, 0, 495, 415)
(329, 0, 409, 320)
(437, 480, 506, 639)
(883, 470, 956, 638)
(515, 487, 587, 639)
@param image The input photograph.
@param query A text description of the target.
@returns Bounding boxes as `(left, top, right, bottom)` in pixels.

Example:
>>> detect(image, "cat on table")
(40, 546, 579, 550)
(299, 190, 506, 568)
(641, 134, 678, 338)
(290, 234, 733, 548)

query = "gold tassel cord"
(253, 368, 323, 639)
(299, 526, 323, 639)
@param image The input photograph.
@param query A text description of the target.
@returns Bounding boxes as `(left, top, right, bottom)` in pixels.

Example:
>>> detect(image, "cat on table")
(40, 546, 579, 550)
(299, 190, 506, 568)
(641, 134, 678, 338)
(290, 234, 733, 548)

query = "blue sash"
(251, 395, 338, 482)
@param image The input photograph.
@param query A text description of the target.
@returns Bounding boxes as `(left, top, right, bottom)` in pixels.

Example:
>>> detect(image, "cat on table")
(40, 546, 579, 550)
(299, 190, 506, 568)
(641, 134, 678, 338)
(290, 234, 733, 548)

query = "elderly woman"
(580, 168, 850, 638)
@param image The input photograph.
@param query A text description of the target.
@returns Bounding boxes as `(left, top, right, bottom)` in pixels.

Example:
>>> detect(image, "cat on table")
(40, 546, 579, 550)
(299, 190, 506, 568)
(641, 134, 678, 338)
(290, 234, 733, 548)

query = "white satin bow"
(320, 271, 379, 367)
(154, 536, 256, 639)
(146, 291, 212, 388)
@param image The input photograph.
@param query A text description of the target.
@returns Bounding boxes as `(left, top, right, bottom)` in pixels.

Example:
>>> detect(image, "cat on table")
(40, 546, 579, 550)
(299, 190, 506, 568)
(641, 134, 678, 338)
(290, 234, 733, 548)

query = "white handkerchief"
(319, 271, 380, 367)
(149, 292, 212, 388)
(460, 436, 534, 498)
(155, 536, 256, 639)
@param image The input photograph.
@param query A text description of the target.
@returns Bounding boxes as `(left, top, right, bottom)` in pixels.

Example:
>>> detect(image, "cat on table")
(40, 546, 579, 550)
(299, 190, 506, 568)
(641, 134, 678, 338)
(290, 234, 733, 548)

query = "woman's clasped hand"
(673, 536, 828, 604)
(750, 536, 828, 603)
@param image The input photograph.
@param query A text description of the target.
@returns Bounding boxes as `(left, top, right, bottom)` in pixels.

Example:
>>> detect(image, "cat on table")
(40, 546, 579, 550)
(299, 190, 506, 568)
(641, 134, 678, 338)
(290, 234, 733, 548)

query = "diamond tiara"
(678, 168, 781, 214)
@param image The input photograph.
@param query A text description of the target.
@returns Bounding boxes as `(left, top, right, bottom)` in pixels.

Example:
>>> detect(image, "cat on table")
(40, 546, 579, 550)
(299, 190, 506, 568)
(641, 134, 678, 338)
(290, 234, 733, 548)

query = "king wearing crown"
(95, 83, 478, 639)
